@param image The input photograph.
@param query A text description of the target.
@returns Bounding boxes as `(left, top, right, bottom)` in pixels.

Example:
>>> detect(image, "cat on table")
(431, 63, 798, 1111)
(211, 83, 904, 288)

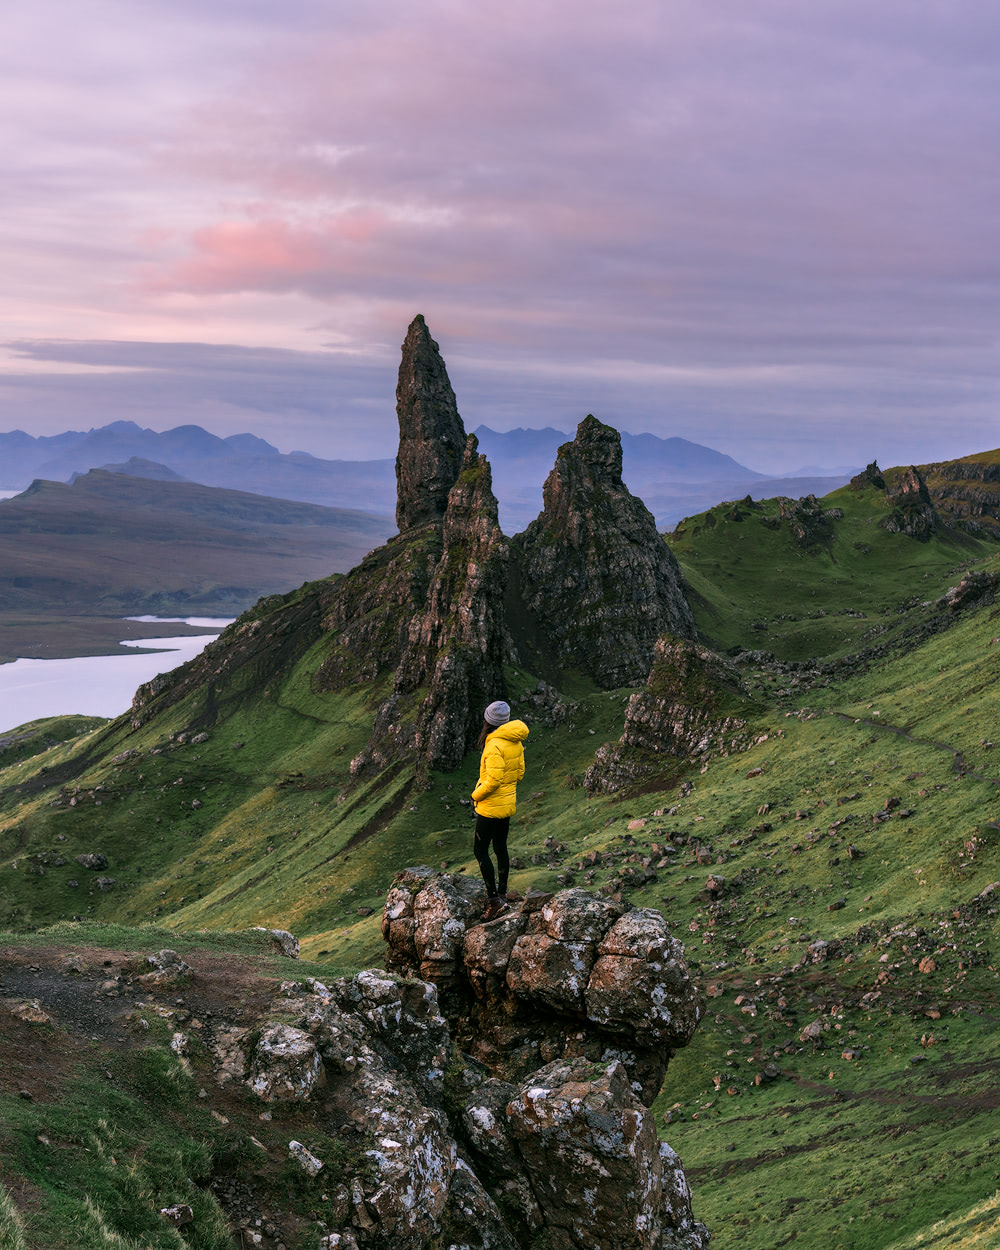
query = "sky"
(2, 0, 999, 474)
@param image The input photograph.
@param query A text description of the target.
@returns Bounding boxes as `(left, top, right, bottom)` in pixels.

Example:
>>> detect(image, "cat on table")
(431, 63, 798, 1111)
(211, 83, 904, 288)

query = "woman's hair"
(476, 719, 494, 751)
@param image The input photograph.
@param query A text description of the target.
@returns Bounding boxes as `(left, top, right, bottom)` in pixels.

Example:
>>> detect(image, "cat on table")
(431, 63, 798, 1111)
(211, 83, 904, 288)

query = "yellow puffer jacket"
(471, 720, 529, 818)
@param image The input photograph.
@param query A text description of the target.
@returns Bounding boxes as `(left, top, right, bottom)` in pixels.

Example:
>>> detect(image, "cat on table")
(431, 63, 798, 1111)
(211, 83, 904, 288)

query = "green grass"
(0, 1183, 28, 1250)
(667, 483, 993, 659)
(3, 484, 1000, 1248)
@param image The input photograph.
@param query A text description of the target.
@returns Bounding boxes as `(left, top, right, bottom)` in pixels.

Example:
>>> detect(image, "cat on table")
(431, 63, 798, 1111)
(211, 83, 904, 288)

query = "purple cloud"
(1, 0, 999, 472)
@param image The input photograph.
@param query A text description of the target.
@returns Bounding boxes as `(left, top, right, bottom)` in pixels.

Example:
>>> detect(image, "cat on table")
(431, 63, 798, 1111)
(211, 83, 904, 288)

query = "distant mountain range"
(0, 420, 397, 514)
(0, 419, 857, 531)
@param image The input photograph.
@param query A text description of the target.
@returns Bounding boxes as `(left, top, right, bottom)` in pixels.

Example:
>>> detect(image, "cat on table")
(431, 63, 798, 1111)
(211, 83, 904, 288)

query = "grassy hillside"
(2, 472, 1000, 1248)
(667, 478, 991, 659)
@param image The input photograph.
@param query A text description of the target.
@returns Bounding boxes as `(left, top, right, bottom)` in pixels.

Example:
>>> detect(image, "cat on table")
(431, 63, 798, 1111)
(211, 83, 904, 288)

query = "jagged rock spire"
(395, 314, 467, 532)
(512, 415, 695, 688)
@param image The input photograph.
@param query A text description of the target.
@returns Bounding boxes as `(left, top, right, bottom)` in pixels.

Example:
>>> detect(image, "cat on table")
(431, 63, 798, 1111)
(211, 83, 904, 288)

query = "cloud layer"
(2, 0, 999, 471)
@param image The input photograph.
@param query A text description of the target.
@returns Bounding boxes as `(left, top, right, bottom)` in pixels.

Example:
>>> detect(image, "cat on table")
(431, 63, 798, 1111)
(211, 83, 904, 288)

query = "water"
(0, 619, 232, 734)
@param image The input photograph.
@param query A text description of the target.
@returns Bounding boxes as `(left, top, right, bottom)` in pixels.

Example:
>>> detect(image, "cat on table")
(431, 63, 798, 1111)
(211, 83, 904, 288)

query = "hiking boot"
(483, 897, 507, 922)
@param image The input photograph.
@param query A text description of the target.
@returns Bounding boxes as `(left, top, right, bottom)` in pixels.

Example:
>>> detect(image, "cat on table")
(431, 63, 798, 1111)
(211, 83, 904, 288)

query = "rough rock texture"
(776, 494, 838, 548)
(850, 461, 887, 491)
(512, 416, 695, 688)
(391, 435, 510, 772)
(507, 1058, 705, 1250)
(316, 335, 510, 775)
(395, 314, 468, 533)
(911, 454, 1000, 538)
(246, 1022, 324, 1102)
(585, 637, 758, 794)
(940, 569, 999, 613)
(881, 466, 939, 541)
(376, 875, 708, 1248)
(383, 872, 703, 1105)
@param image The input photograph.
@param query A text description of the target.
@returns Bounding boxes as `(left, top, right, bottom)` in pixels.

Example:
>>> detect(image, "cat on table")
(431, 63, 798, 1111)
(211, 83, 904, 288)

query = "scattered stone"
(288, 1140, 324, 1176)
(74, 853, 107, 870)
(159, 1204, 193, 1227)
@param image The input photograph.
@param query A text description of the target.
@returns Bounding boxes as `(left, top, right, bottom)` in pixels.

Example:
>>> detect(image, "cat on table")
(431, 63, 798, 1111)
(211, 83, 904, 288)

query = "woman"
(471, 700, 529, 921)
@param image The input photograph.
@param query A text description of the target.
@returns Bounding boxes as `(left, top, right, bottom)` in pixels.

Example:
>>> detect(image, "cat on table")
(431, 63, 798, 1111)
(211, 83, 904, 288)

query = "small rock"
(159, 1204, 193, 1227)
(74, 853, 107, 870)
(288, 1140, 324, 1176)
(9, 999, 53, 1025)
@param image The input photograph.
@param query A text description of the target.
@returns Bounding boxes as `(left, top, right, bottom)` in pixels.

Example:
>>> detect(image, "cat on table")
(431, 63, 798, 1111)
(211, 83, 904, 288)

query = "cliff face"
(881, 466, 939, 541)
(354, 435, 510, 775)
(585, 637, 759, 794)
(918, 453, 1000, 538)
(512, 416, 695, 688)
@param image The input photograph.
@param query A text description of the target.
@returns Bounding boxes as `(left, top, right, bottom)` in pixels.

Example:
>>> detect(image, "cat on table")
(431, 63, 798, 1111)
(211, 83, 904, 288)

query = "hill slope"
(3, 328, 1000, 1248)
(0, 469, 392, 632)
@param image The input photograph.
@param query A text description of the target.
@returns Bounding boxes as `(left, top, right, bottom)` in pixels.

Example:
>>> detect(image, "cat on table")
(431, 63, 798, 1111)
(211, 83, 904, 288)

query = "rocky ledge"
(378, 870, 708, 1248)
(3, 923, 707, 1250)
(382, 870, 703, 1101)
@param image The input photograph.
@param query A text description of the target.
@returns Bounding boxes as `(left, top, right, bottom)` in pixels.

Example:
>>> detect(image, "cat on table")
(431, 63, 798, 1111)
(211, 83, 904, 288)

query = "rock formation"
(395, 314, 468, 532)
(130, 324, 699, 781)
(585, 637, 758, 794)
(380, 871, 708, 1248)
(880, 466, 939, 541)
(315, 327, 510, 775)
(850, 460, 941, 541)
(916, 455, 1000, 535)
(776, 493, 839, 548)
(5, 932, 704, 1249)
(382, 869, 703, 1103)
(850, 461, 887, 491)
(512, 416, 695, 687)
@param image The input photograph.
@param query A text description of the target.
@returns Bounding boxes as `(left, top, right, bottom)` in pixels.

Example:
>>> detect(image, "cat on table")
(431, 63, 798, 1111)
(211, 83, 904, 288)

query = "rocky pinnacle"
(514, 415, 696, 688)
(395, 314, 467, 532)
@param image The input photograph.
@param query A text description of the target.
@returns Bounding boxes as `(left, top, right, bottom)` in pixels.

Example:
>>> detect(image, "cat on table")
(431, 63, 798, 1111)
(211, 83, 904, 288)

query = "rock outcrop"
(395, 314, 468, 533)
(512, 416, 695, 687)
(378, 872, 708, 1249)
(382, 870, 703, 1103)
(2, 935, 708, 1248)
(850, 461, 887, 491)
(776, 493, 839, 548)
(585, 637, 759, 793)
(913, 453, 1000, 537)
(881, 466, 939, 541)
(316, 326, 510, 775)
(129, 324, 700, 783)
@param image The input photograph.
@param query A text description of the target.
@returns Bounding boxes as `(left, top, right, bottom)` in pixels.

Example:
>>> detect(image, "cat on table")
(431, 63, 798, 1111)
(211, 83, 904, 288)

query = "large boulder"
(381, 872, 703, 1104)
(507, 1058, 709, 1250)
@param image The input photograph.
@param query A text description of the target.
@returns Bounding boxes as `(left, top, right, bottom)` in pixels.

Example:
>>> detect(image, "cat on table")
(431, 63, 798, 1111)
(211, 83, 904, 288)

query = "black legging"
(474, 813, 510, 899)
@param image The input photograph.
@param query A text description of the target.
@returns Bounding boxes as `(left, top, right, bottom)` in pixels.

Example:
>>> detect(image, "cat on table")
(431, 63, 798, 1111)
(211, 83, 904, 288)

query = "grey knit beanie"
(484, 700, 511, 726)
